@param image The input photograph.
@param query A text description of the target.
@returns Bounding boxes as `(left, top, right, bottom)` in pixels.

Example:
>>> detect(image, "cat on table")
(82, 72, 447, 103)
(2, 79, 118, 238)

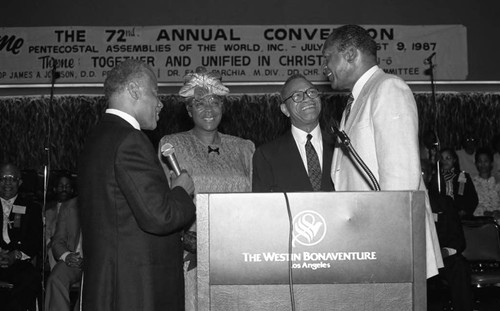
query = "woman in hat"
(158, 66, 254, 311)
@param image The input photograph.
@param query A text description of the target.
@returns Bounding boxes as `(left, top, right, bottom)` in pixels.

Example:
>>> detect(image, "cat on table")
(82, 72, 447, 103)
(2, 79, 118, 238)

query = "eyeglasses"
(0, 175, 20, 184)
(283, 87, 320, 104)
(190, 95, 222, 111)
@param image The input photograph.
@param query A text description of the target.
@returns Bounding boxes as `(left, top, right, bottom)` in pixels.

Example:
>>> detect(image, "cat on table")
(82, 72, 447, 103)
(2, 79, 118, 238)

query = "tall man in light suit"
(322, 24, 443, 278)
(253, 74, 335, 192)
(78, 59, 196, 310)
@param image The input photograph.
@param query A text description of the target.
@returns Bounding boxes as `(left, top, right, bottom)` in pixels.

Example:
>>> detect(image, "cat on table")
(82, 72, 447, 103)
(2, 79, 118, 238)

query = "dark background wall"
(1, 0, 499, 81)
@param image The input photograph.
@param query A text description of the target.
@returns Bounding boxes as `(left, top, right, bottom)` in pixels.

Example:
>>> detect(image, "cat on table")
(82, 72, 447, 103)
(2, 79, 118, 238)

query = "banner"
(0, 25, 467, 85)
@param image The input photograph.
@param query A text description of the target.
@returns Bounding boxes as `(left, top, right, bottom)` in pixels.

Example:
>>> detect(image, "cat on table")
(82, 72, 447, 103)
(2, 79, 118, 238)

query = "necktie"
(2, 199, 14, 244)
(305, 134, 322, 191)
(344, 93, 354, 123)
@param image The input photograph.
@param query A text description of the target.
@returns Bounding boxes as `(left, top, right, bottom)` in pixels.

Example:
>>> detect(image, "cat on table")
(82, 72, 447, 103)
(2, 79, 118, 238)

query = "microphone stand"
(41, 58, 59, 303)
(425, 53, 441, 193)
(330, 126, 381, 191)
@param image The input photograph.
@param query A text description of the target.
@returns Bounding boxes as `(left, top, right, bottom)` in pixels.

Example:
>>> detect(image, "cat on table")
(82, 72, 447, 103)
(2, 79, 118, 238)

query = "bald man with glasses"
(252, 73, 335, 192)
(0, 163, 42, 311)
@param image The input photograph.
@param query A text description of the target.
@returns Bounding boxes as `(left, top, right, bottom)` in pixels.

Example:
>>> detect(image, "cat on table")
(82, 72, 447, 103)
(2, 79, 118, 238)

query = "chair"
(461, 217, 500, 288)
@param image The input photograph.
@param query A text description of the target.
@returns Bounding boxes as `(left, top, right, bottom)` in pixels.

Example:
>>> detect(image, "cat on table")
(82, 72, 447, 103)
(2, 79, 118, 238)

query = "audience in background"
(158, 66, 254, 311)
(422, 159, 474, 311)
(0, 162, 42, 311)
(456, 134, 479, 178)
(472, 148, 500, 218)
(420, 129, 440, 165)
(491, 134, 500, 183)
(44, 196, 82, 311)
(427, 148, 478, 218)
(45, 172, 76, 270)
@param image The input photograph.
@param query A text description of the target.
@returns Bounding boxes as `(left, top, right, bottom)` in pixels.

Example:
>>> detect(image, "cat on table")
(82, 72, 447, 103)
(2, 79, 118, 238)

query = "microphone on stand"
(330, 122, 381, 191)
(423, 52, 436, 65)
(160, 143, 182, 176)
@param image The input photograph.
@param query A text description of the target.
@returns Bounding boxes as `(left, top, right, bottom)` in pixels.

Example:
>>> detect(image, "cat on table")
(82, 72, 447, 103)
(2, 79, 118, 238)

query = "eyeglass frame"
(0, 175, 21, 184)
(282, 87, 320, 104)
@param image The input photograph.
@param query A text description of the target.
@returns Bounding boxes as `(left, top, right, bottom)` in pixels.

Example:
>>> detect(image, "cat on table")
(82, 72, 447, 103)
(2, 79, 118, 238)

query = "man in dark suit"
(78, 59, 196, 310)
(0, 162, 42, 311)
(422, 159, 474, 311)
(253, 74, 334, 192)
(45, 172, 75, 270)
(45, 196, 81, 311)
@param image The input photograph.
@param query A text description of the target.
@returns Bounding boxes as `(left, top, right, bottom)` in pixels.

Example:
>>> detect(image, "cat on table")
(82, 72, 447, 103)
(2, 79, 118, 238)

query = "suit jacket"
(329, 68, 443, 278)
(252, 129, 335, 192)
(0, 196, 42, 258)
(78, 113, 196, 311)
(51, 197, 80, 260)
(428, 171, 478, 217)
(428, 193, 466, 254)
(331, 68, 421, 191)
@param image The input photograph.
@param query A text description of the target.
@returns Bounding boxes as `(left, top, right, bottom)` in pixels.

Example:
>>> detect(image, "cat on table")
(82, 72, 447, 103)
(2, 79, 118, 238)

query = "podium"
(197, 191, 426, 311)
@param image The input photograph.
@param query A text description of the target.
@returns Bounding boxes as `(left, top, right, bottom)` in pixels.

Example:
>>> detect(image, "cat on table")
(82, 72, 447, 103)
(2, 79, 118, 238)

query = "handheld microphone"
(424, 52, 436, 65)
(160, 143, 182, 176)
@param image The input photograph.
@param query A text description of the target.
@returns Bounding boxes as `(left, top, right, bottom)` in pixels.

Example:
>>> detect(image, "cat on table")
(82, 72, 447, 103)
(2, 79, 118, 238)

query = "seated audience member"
(253, 73, 335, 192)
(0, 163, 42, 311)
(45, 196, 82, 311)
(472, 148, 500, 218)
(420, 129, 440, 165)
(456, 134, 479, 177)
(46, 172, 76, 270)
(158, 66, 254, 311)
(423, 159, 474, 311)
(427, 148, 478, 218)
(491, 134, 500, 183)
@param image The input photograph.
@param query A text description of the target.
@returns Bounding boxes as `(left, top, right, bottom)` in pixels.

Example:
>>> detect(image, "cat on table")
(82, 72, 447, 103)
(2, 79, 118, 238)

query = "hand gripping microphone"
(160, 143, 182, 176)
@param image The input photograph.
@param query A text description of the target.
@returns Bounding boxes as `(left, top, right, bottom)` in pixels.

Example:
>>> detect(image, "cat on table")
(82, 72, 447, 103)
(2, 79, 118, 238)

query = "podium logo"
(292, 210, 326, 247)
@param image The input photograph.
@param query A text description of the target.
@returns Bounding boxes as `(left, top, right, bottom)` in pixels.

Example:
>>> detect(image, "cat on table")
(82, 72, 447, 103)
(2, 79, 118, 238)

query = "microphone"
(423, 52, 436, 65)
(160, 143, 182, 176)
(330, 123, 381, 191)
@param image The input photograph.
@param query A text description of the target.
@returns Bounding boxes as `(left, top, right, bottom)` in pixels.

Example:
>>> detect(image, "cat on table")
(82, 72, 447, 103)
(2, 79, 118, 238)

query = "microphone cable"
(283, 192, 296, 311)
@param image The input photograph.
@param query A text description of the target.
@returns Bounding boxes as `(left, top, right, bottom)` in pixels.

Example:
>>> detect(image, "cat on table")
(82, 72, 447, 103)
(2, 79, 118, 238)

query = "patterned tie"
(305, 134, 322, 191)
(2, 199, 14, 244)
(344, 93, 354, 123)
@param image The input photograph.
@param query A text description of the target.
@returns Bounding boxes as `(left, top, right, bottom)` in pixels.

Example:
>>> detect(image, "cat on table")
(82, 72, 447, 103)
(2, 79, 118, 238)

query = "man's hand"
(65, 252, 83, 269)
(171, 170, 195, 196)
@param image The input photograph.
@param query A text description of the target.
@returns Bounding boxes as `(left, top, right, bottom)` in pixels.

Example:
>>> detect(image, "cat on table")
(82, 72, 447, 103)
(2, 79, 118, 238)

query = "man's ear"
(343, 46, 358, 63)
(127, 81, 141, 100)
(280, 103, 290, 117)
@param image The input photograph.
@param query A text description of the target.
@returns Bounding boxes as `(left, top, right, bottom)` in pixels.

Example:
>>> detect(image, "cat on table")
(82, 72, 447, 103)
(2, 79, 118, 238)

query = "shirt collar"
(1, 195, 17, 214)
(106, 108, 141, 130)
(351, 65, 379, 100)
(291, 124, 322, 144)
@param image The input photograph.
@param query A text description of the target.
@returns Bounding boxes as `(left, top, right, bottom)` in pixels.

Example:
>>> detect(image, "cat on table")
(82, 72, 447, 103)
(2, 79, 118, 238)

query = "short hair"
(475, 147, 494, 162)
(0, 162, 21, 177)
(325, 25, 377, 59)
(280, 73, 309, 99)
(103, 59, 153, 99)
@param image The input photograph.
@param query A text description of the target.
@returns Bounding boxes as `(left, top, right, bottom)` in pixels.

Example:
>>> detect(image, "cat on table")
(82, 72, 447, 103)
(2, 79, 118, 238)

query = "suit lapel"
(282, 131, 313, 190)
(344, 68, 383, 133)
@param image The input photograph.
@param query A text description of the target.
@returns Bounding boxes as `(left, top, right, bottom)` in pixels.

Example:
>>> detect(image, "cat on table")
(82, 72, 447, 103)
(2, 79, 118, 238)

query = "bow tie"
(208, 146, 220, 155)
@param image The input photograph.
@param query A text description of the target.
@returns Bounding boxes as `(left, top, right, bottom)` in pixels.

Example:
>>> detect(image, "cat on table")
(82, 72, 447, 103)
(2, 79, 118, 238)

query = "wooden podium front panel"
(197, 192, 426, 311)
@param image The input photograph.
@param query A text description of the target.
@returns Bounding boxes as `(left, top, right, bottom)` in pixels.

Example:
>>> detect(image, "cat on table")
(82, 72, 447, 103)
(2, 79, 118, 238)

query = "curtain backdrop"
(1, 92, 499, 173)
